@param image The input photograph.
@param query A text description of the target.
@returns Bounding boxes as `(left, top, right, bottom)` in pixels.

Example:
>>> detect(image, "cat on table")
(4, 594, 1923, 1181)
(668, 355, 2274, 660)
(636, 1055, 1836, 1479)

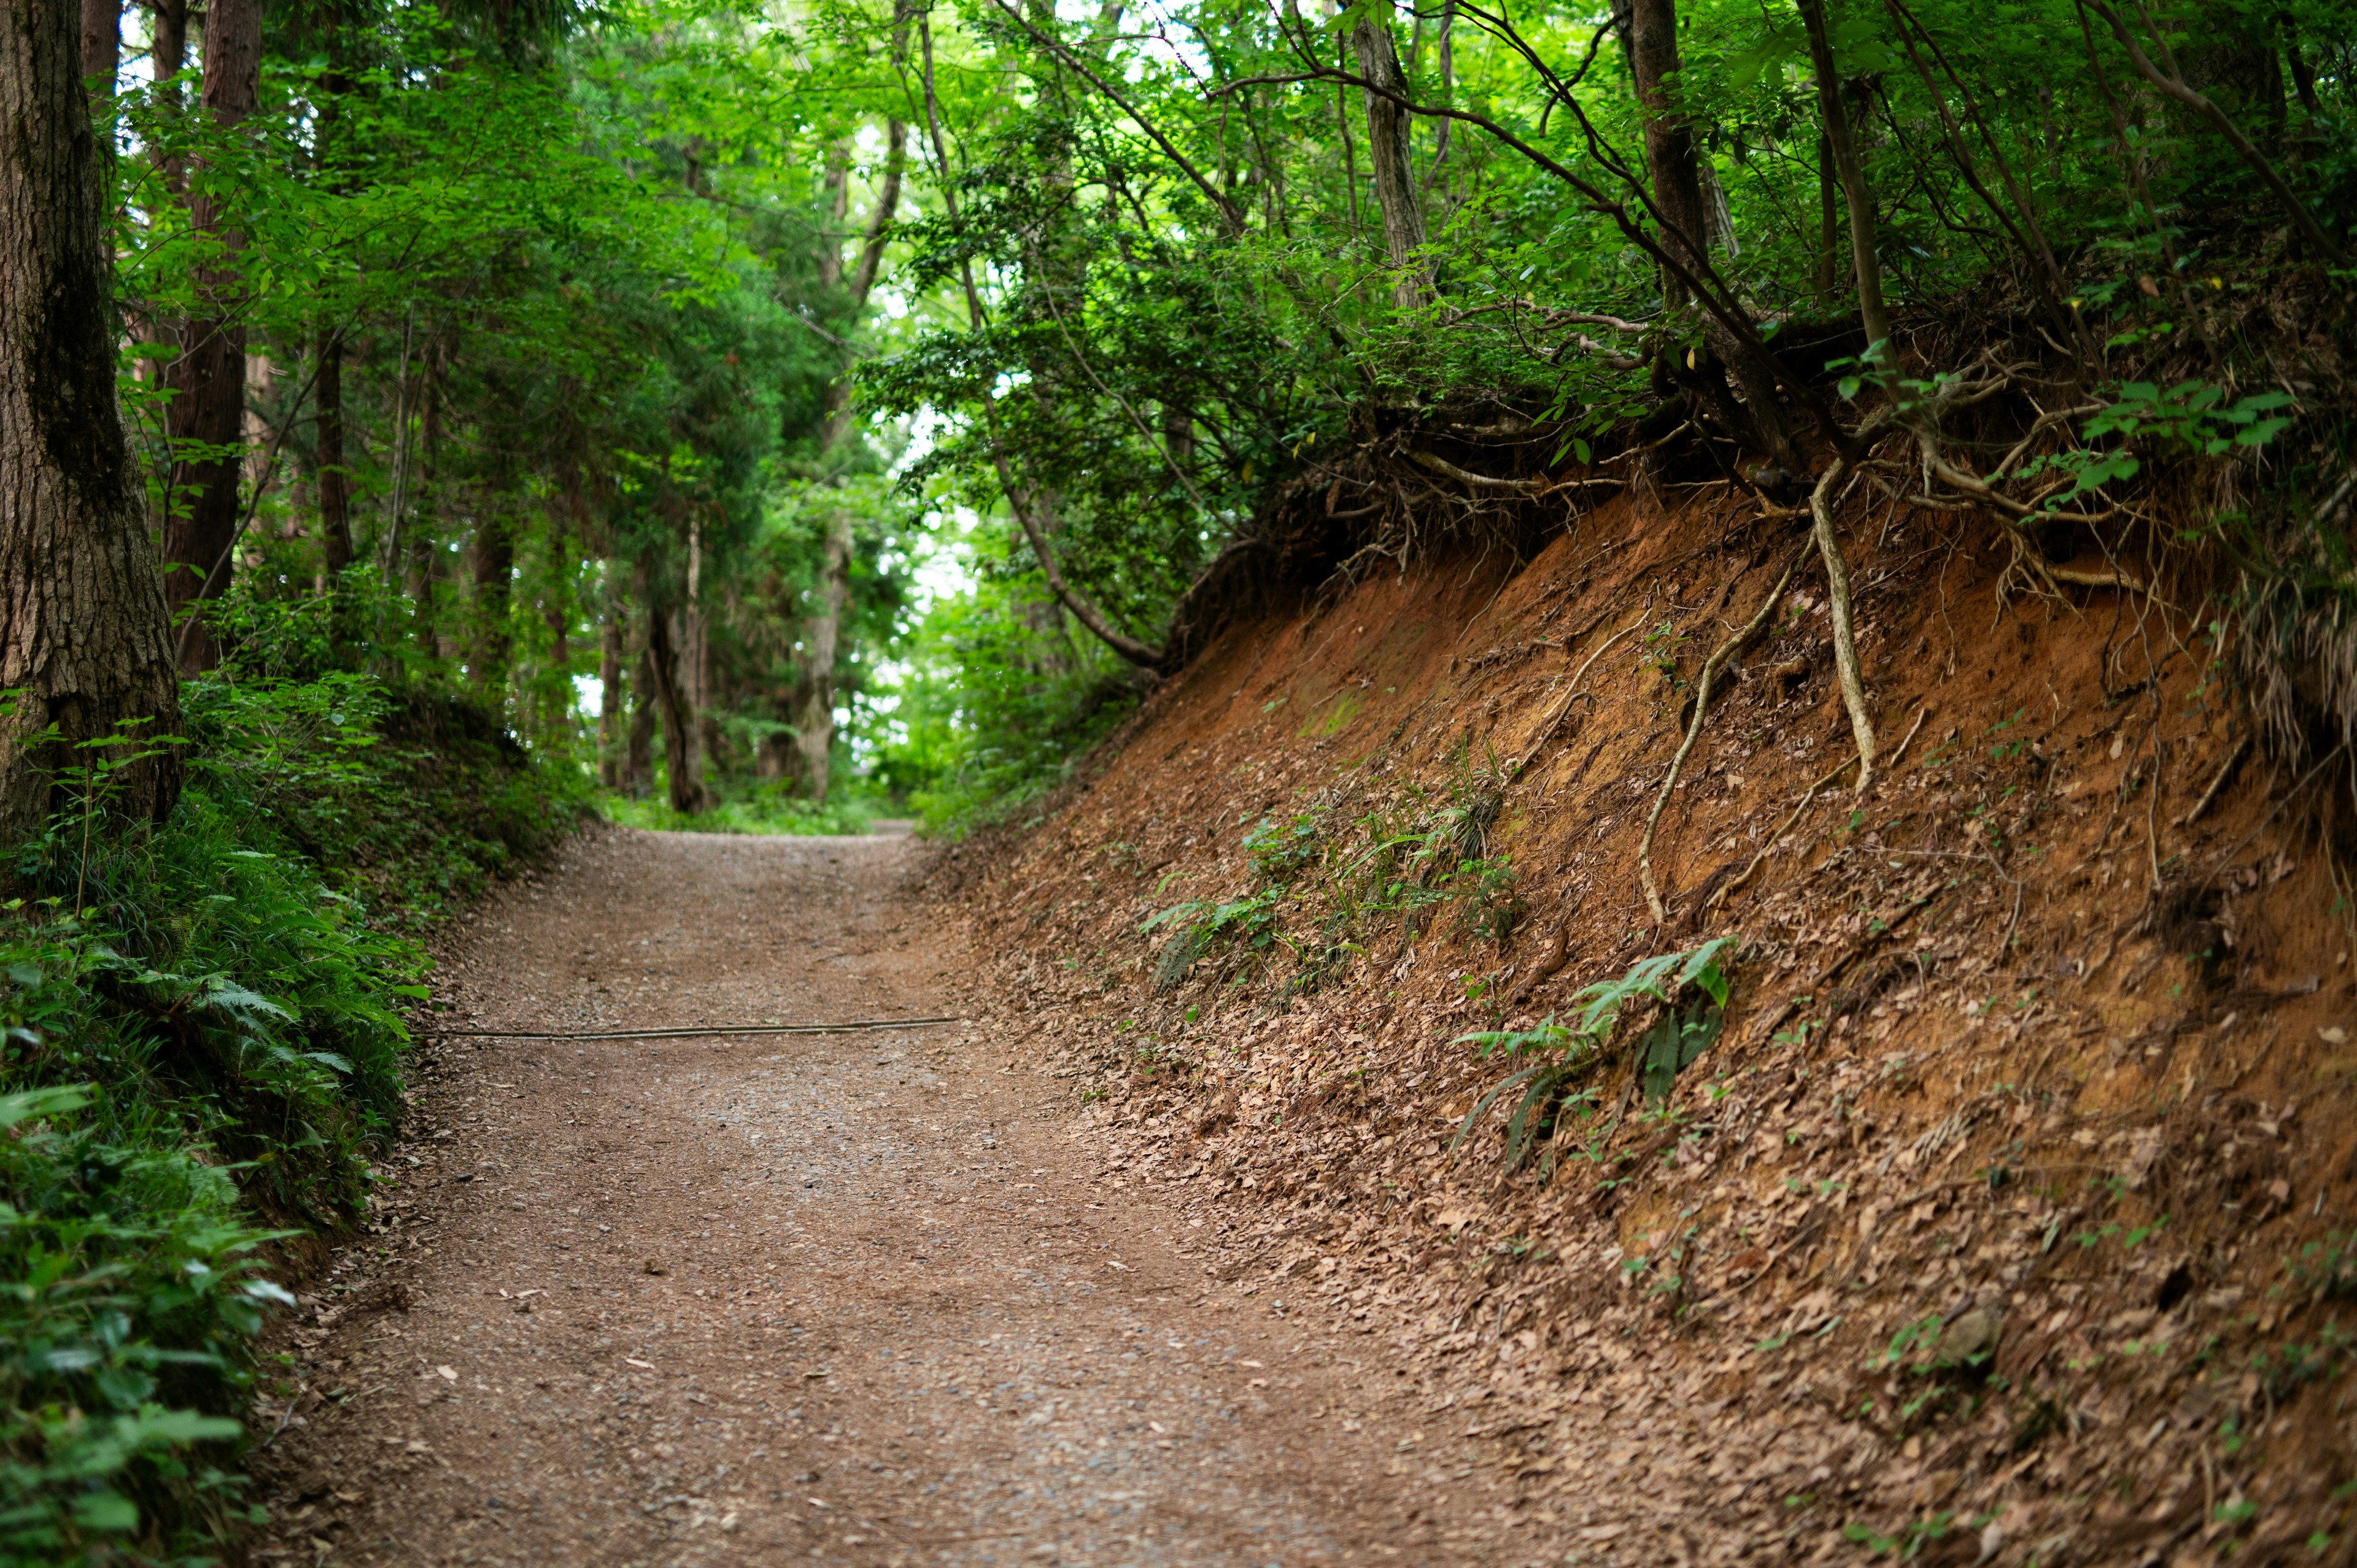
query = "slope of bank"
(941, 484, 2356, 1566)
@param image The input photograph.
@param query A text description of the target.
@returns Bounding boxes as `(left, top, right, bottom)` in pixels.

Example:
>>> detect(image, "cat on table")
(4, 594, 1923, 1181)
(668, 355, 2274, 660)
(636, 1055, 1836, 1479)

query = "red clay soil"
(250, 487, 2357, 1568)
(941, 487, 2357, 1568)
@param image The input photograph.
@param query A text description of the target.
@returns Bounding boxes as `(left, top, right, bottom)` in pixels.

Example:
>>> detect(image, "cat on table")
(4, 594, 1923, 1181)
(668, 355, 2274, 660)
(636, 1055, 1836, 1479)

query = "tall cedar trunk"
(792, 508, 852, 803)
(0, 0, 184, 840)
(315, 335, 351, 576)
(683, 510, 718, 784)
(1798, 0, 1892, 358)
(1347, 12, 1428, 309)
(471, 506, 512, 692)
(624, 647, 655, 800)
(160, 0, 260, 672)
(644, 605, 706, 814)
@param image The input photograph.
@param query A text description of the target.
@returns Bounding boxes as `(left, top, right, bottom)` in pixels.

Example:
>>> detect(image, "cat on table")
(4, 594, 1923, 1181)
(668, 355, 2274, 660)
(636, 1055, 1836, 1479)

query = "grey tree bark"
(1347, 9, 1428, 309)
(1798, 0, 1892, 357)
(644, 604, 707, 814)
(0, 0, 185, 841)
(161, 0, 261, 671)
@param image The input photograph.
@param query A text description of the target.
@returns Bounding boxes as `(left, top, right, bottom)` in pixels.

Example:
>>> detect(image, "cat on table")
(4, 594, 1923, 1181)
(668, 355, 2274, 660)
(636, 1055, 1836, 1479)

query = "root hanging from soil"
(1638, 545, 1807, 924)
(1809, 456, 1879, 792)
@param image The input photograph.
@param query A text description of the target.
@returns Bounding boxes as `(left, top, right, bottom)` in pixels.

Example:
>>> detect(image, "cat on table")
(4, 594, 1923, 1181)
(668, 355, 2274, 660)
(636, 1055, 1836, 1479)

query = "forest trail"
(249, 827, 1492, 1567)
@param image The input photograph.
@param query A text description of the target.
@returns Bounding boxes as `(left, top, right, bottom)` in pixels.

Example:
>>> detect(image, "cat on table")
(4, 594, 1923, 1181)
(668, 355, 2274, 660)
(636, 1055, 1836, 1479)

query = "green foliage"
(603, 782, 872, 837)
(0, 1088, 274, 1562)
(1451, 938, 1738, 1172)
(2291, 1231, 2357, 1301)
(0, 605, 581, 1561)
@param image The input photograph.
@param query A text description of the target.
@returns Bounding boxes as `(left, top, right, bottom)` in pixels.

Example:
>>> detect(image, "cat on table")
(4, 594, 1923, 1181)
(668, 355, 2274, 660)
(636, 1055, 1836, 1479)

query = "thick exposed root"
(1809, 457, 1878, 793)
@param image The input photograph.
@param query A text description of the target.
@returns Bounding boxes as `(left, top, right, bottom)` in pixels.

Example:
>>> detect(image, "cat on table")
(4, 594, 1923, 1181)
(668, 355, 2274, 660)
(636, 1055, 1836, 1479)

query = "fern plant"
(1450, 937, 1737, 1172)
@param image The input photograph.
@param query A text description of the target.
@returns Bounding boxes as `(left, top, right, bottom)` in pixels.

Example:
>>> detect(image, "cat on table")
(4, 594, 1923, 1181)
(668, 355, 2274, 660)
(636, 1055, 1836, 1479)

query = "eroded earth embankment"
(944, 487, 2357, 1567)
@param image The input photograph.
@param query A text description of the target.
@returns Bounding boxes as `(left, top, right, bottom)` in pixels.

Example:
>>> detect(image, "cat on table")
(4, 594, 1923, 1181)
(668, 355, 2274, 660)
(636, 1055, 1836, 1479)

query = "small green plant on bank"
(1450, 937, 1737, 1173)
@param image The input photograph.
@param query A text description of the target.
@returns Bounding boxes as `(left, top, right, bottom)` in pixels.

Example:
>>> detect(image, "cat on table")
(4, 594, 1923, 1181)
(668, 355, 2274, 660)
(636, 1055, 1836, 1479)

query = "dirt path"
(252, 828, 1490, 1567)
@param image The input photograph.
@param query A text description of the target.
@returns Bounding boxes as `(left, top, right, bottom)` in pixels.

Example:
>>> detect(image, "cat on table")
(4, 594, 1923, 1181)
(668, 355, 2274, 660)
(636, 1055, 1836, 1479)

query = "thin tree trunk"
(1348, 10, 1428, 309)
(0, 0, 184, 840)
(1628, 0, 1708, 307)
(471, 505, 513, 694)
(597, 595, 623, 790)
(792, 510, 851, 803)
(788, 98, 908, 805)
(1816, 130, 1840, 301)
(315, 334, 352, 577)
(160, 0, 260, 673)
(1631, 0, 1795, 467)
(1798, 0, 1893, 358)
(645, 603, 707, 814)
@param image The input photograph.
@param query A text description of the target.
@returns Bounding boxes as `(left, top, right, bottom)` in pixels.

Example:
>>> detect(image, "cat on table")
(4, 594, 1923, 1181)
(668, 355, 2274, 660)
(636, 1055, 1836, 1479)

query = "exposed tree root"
(1638, 547, 1806, 924)
(1509, 617, 1644, 784)
(1809, 457, 1879, 794)
(1702, 752, 1860, 922)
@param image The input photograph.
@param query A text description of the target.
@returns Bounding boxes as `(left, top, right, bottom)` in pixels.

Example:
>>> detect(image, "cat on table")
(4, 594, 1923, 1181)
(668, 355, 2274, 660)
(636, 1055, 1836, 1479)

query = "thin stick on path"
(428, 1016, 964, 1043)
(1638, 546, 1806, 924)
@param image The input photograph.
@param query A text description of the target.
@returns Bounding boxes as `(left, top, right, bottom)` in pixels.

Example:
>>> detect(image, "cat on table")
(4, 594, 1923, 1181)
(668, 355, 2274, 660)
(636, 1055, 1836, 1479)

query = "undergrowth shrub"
(0, 590, 589, 1563)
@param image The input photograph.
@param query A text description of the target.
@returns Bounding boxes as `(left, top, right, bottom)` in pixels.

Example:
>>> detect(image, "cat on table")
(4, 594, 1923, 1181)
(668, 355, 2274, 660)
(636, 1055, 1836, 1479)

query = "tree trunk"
(1798, 0, 1892, 359)
(597, 600, 623, 790)
(1630, 0, 1796, 468)
(1348, 10, 1428, 309)
(792, 510, 851, 803)
(1627, 0, 1708, 306)
(624, 649, 655, 800)
(80, 0, 115, 101)
(160, 0, 260, 673)
(0, 0, 184, 841)
(644, 604, 706, 814)
(471, 506, 513, 694)
(315, 334, 351, 577)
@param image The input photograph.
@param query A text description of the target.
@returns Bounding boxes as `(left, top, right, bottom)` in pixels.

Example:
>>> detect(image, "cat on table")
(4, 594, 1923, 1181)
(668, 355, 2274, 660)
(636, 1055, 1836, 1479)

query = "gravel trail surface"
(252, 828, 1472, 1567)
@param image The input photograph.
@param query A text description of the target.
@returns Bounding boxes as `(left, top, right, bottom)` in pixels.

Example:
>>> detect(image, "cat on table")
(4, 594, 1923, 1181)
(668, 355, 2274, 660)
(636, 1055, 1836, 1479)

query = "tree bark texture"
(1798, 0, 1892, 357)
(623, 651, 655, 798)
(471, 505, 512, 689)
(1627, 0, 1707, 305)
(792, 510, 851, 803)
(1630, 0, 1795, 468)
(160, 0, 260, 672)
(597, 605, 623, 791)
(644, 604, 706, 814)
(1348, 10, 1428, 309)
(0, 0, 185, 842)
(79, 0, 113, 97)
(315, 334, 351, 575)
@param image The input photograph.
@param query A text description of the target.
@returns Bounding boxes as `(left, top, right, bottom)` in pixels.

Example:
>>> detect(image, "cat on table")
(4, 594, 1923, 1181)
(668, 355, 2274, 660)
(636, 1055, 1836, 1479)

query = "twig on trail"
(1704, 752, 1860, 919)
(1808, 458, 1878, 793)
(2182, 736, 2252, 825)
(427, 1016, 964, 1043)
(1510, 617, 1644, 783)
(1639, 547, 1807, 924)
